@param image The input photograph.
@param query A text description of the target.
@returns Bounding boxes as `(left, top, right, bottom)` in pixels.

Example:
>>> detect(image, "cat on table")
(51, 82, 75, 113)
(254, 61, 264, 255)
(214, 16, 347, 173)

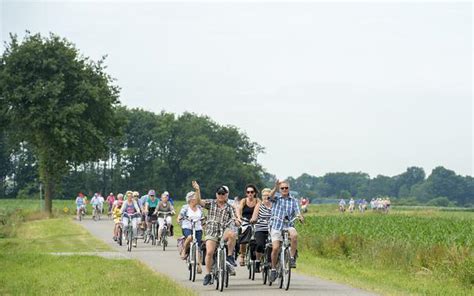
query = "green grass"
(296, 203, 474, 295)
(0, 208, 195, 296)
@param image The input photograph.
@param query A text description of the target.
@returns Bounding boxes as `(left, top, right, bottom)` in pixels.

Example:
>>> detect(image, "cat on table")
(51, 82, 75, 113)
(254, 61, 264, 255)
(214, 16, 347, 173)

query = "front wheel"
(283, 248, 291, 290)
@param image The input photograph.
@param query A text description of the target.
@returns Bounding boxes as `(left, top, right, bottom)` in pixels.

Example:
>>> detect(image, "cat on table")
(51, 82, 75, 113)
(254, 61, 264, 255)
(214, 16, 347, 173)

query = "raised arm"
(269, 179, 281, 199)
(192, 180, 206, 207)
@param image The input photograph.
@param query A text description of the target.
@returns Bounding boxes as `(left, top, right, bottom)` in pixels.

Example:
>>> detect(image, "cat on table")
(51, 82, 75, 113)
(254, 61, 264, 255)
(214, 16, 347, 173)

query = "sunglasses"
(246, 190, 255, 194)
(217, 192, 226, 196)
(280, 187, 289, 190)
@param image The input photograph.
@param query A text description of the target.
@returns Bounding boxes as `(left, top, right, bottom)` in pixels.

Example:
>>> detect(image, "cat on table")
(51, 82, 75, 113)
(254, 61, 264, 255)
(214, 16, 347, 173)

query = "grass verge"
(0, 217, 195, 296)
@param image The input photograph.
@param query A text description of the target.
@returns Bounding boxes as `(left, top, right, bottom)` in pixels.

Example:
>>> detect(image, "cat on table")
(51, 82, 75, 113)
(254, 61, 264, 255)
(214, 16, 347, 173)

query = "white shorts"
(270, 227, 297, 242)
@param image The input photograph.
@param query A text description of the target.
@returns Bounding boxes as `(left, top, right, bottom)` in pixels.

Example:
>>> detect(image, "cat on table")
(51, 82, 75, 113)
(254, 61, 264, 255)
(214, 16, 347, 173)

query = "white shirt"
(181, 206, 203, 231)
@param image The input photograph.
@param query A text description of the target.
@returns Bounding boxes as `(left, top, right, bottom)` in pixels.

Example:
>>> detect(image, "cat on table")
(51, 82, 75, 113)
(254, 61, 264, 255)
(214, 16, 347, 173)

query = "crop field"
(297, 204, 474, 294)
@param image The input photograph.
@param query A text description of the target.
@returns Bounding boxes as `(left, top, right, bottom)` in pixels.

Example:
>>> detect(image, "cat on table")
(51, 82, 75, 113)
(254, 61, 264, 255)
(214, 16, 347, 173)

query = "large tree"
(1, 32, 120, 214)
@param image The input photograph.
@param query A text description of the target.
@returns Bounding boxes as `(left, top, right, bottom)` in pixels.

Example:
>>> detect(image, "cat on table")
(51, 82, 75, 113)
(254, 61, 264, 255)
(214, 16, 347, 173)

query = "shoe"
(269, 269, 277, 282)
(227, 256, 237, 267)
(290, 257, 296, 268)
(255, 261, 261, 273)
(226, 263, 236, 276)
(113, 236, 117, 241)
(203, 274, 212, 286)
(197, 265, 202, 274)
(133, 242, 137, 247)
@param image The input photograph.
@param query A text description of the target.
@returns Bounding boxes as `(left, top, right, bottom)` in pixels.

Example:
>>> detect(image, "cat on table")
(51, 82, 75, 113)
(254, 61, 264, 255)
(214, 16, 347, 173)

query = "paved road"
(78, 218, 377, 296)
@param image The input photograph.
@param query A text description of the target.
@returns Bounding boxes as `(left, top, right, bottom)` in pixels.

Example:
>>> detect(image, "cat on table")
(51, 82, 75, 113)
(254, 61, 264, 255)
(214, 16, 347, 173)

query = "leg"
(289, 228, 298, 258)
(271, 240, 281, 269)
(157, 217, 165, 239)
(205, 240, 217, 274)
(224, 229, 237, 256)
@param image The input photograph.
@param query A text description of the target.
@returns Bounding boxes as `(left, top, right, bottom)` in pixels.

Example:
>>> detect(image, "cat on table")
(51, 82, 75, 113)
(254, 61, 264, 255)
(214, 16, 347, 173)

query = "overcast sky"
(2, 1, 472, 179)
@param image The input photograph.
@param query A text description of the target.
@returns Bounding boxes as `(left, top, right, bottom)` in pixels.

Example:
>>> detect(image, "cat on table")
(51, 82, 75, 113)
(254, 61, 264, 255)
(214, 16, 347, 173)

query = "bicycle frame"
(209, 219, 233, 292)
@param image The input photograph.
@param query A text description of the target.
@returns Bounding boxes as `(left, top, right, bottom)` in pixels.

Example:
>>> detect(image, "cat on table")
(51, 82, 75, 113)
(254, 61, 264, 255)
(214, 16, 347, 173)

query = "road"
(78, 217, 377, 296)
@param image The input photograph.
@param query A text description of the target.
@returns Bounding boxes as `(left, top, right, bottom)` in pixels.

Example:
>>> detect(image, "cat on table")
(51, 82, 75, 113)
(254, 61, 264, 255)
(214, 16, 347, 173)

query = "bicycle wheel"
(218, 250, 225, 292)
(127, 227, 133, 252)
(118, 227, 123, 246)
(225, 268, 229, 288)
(246, 249, 252, 279)
(162, 228, 167, 251)
(192, 244, 198, 282)
(283, 248, 291, 290)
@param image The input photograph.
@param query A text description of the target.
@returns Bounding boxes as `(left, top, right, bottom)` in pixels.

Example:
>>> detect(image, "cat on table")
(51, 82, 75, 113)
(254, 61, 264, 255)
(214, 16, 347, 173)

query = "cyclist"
(98, 193, 105, 214)
(75, 193, 85, 220)
(300, 197, 309, 213)
(144, 190, 159, 235)
(113, 193, 124, 211)
(339, 198, 346, 212)
(155, 192, 175, 245)
(348, 198, 355, 213)
(236, 184, 260, 266)
(177, 190, 204, 273)
(106, 192, 115, 216)
(112, 199, 123, 241)
(269, 180, 304, 283)
(120, 191, 141, 247)
(193, 181, 240, 286)
(253, 187, 272, 273)
(90, 193, 100, 217)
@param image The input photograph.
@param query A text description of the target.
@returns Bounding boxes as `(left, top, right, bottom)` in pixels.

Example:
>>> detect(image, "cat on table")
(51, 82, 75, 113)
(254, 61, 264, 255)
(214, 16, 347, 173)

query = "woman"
(155, 192, 175, 244)
(144, 190, 159, 235)
(177, 191, 204, 273)
(237, 184, 260, 266)
(120, 191, 141, 247)
(253, 188, 273, 273)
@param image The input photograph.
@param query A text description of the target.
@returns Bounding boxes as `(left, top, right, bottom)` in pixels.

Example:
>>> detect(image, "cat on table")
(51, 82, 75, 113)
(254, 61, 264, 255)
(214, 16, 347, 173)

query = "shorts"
(205, 228, 234, 242)
(182, 228, 203, 246)
(255, 231, 269, 253)
(270, 227, 296, 242)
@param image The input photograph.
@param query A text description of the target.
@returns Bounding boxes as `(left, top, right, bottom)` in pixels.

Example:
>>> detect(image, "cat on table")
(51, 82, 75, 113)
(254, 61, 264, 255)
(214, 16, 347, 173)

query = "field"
(1, 199, 472, 295)
(0, 199, 195, 296)
(297, 204, 474, 295)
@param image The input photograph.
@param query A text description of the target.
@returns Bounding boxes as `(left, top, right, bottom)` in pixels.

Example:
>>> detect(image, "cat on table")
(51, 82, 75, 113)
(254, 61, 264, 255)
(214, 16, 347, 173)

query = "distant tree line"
(261, 166, 473, 207)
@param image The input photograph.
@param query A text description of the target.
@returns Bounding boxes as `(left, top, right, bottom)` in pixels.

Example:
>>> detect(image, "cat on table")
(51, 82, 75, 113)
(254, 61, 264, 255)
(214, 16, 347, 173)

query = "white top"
(180, 206, 203, 231)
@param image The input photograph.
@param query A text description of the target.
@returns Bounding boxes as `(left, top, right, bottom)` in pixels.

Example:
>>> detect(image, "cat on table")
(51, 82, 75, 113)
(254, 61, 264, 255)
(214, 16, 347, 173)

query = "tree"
(1, 32, 120, 214)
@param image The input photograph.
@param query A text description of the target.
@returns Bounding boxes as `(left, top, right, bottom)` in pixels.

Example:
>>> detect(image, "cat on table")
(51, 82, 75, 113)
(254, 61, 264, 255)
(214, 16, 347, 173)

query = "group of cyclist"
(338, 197, 391, 213)
(177, 179, 304, 286)
(75, 179, 304, 287)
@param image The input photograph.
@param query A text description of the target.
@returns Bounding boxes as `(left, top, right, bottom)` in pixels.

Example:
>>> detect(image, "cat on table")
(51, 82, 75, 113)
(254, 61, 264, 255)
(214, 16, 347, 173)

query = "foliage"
(1, 32, 121, 213)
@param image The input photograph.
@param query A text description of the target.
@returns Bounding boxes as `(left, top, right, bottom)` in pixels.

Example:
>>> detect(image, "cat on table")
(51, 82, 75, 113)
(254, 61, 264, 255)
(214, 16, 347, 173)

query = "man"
(269, 180, 304, 283)
(193, 181, 240, 286)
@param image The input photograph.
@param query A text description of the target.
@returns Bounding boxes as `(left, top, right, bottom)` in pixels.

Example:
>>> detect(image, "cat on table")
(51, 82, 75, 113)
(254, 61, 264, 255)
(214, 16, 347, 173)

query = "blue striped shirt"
(270, 194, 300, 231)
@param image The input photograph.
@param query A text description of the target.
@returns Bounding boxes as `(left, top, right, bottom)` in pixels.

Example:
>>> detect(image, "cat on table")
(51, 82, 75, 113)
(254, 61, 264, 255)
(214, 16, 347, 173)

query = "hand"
(192, 180, 200, 191)
(274, 179, 281, 189)
(250, 217, 257, 224)
(298, 215, 305, 223)
(234, 219, 241, 227)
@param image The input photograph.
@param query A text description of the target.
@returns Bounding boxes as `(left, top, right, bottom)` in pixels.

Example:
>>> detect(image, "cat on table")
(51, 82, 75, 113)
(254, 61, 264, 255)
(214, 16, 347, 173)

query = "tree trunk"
(43, 169, 55, 216)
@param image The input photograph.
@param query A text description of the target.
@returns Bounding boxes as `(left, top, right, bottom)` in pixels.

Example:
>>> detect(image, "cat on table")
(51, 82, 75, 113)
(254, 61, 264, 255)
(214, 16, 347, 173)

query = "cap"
(216, 186, 229, 195)
(148, 190, 156, 196)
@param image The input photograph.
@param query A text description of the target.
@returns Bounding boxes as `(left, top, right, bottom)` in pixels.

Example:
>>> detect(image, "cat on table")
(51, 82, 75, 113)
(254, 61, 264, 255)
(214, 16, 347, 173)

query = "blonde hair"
(125, 191, 133, 196)
(261, 188, 272, 194)
(133, 191, 139, 197)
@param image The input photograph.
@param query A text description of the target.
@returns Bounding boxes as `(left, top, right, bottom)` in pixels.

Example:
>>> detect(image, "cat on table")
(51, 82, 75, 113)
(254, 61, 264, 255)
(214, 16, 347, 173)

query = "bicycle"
(183, 216, 205, 282)
(144, 213, 158, 246)
(273, 216, 298, 291)
(123, 212, 140, 252)
(209, 219, 234, 292)
(158, 211, 173, 251)
(77, 205, 85, 221)
(241, 218, 257, 281)
(92, 204, 101, 221)
(261, 232, 272, 285)
(117, 222, 123, 246)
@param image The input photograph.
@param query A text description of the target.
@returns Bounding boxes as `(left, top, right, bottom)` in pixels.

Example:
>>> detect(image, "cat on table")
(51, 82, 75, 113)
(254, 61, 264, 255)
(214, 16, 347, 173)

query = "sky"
(1, 1, 472, 179)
